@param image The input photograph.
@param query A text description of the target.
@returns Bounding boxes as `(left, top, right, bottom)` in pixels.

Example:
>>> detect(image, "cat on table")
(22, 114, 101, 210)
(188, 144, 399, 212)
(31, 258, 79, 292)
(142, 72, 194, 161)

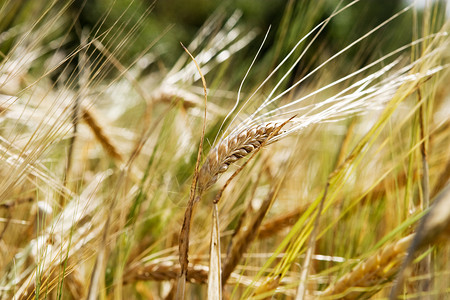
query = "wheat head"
(319, 235, 413, 299)
(197, 122, 281, 191)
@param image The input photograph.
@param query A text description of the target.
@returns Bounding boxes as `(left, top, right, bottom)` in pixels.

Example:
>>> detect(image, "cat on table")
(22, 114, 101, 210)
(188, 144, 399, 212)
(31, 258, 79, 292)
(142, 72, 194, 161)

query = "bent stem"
(176, 43, 208, 300)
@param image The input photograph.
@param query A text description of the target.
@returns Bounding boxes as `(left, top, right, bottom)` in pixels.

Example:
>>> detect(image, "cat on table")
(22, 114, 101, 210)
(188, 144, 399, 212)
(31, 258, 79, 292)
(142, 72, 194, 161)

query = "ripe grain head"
(197, 121, 282, 191)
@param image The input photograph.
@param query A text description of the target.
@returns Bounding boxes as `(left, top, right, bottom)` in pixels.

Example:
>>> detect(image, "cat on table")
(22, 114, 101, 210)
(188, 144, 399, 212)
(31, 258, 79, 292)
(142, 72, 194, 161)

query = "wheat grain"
(197, 122, 282, 191)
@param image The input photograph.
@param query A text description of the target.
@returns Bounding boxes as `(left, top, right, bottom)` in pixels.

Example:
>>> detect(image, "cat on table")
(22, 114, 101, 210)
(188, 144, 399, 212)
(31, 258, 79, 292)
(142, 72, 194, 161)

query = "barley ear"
(319, 234, 414, 299)
(212, 115, 295, 205)
(81, 105, 124, 163)
(198, 122, 280, 192)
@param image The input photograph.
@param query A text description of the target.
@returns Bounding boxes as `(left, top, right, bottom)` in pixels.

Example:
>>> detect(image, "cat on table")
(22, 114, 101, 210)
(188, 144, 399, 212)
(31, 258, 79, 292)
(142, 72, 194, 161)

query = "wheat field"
(0, 0, 449, 299)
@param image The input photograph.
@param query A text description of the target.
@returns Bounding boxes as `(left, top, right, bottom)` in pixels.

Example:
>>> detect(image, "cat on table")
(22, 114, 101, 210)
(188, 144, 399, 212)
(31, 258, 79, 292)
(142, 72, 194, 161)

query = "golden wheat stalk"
(177, 119, 288, 299)
(177, 43, 209, 300)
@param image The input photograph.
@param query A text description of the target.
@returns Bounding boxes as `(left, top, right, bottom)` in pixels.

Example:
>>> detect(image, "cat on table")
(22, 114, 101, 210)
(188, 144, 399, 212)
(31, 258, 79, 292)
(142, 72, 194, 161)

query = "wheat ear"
(125, 261, 210, 284)
(319, 235, 413, 299)
(81, 106, 124, 162)
(197, 122, 281, 191)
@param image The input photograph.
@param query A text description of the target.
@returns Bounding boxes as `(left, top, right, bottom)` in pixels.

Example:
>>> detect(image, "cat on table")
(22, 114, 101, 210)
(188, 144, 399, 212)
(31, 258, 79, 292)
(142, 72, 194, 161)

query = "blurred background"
(3, 0, 445, 83)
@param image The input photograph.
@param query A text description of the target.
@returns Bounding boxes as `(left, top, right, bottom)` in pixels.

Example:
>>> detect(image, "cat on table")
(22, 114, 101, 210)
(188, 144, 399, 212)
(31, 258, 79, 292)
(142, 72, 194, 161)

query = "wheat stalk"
(177, 118, 288, 298)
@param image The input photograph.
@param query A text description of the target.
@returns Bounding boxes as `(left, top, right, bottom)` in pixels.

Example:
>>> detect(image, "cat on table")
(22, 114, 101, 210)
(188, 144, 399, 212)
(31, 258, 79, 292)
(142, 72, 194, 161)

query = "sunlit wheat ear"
(197, 122, 283, 191)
